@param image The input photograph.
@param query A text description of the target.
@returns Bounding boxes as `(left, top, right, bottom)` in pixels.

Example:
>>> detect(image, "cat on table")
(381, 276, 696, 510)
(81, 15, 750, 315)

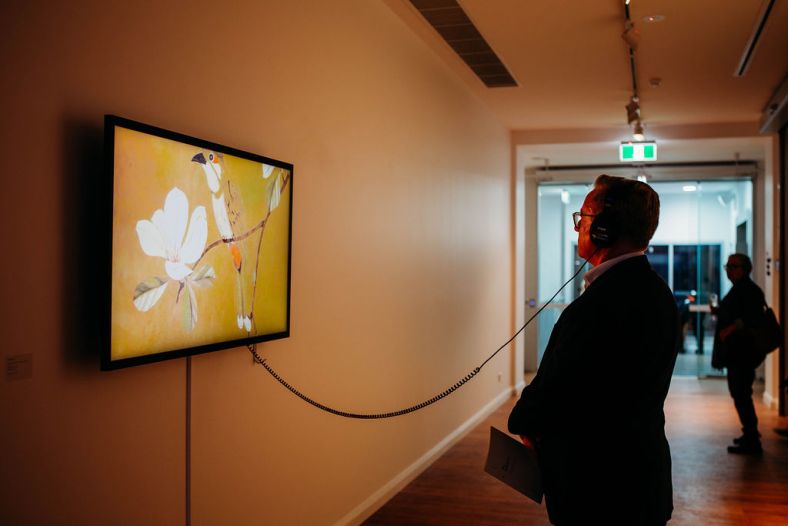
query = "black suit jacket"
(508, 256, 678, 525)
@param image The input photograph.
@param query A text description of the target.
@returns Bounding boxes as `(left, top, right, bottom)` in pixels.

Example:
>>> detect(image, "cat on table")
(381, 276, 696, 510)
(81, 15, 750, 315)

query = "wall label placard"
(6, 354, 33, 381)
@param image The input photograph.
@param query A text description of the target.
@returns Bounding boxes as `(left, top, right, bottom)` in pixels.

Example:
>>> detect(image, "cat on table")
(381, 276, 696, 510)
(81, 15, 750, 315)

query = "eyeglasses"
(724, 264, 743, 270)
(572, 211, 597, 229)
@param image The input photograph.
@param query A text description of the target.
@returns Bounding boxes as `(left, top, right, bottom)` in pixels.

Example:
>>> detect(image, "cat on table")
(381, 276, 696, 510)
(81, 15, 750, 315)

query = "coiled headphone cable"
(250, 254, 594, 419)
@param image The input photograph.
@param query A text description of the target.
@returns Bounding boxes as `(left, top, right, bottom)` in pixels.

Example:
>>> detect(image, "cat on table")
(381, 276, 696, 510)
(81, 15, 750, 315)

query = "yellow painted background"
(111, 127, 291, 360)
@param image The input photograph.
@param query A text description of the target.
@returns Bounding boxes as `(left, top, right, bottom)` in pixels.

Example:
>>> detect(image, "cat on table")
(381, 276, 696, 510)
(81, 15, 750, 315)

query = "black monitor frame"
(102, 115, 293, 370)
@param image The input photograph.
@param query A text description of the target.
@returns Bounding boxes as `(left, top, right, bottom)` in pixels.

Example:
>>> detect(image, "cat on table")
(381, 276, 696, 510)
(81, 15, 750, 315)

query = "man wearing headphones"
(509, 174, 679, 525)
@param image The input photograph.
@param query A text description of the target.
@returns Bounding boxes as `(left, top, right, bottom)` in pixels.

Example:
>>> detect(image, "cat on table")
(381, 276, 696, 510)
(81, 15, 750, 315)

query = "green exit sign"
(619, 141, 657, 162)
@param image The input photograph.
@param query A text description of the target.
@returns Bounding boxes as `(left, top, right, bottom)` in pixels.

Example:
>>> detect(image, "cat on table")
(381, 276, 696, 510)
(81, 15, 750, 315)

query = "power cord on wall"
(249, 253, 594, 419)
(185, 356, 192, 526)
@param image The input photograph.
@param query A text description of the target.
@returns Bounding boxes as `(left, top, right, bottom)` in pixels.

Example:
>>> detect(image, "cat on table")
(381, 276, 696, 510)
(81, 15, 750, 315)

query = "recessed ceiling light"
(683, 185, 698, 192)
(643, 14, 665, 23)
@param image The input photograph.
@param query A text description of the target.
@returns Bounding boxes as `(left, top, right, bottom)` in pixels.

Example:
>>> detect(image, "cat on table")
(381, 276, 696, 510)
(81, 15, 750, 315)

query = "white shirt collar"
(583, 250, 645, 287)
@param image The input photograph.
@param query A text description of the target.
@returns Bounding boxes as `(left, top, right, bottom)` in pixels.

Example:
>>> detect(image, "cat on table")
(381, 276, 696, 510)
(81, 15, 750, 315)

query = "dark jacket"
(711, 277, 766, 370)
(508, 256, 678, 526)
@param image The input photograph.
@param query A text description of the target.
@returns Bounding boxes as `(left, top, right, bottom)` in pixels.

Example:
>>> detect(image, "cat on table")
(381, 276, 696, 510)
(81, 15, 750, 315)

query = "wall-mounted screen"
(103, 115, 293, 370)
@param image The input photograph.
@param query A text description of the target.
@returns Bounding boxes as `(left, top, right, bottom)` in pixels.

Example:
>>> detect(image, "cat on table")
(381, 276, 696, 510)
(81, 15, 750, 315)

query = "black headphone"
(589, 184, 623, 248)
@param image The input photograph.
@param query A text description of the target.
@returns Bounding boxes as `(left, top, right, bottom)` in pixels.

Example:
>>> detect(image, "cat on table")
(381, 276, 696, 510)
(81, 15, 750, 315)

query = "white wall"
(0, 2, 513, 524)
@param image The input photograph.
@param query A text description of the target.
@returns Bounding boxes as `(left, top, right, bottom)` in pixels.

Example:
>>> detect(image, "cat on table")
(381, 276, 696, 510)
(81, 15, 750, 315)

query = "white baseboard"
(335, 387, 513, 526)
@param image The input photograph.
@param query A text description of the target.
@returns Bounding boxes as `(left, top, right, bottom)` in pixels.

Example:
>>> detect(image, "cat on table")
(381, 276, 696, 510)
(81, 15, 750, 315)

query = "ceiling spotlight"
(633, 121, 645, 141)
(626, 96, 640, 124)
(622, 21, 640, 49)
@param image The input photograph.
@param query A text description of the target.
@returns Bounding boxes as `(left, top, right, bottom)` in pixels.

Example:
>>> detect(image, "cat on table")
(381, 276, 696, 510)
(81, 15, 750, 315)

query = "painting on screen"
(108, 120, 291, 367)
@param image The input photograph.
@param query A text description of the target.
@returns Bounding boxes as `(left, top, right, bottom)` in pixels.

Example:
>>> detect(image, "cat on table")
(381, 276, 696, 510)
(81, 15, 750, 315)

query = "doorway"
(536, 179, 754, 377)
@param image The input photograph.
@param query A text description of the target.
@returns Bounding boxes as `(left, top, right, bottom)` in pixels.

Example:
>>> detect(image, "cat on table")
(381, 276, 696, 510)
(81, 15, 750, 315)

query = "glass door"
(657, 180, 753, 377)
(536, 179, 753, 378)
(535, 186, 588, 364)
(669, 242, 721, 375)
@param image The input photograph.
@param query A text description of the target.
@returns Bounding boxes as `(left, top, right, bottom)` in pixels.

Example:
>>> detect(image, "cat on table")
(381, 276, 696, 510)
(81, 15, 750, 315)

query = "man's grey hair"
(592, 174, 660, 248)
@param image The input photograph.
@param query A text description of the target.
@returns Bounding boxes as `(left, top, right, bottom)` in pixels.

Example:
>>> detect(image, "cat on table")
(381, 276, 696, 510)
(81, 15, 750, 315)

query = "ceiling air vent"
(410, 0, 517, 88)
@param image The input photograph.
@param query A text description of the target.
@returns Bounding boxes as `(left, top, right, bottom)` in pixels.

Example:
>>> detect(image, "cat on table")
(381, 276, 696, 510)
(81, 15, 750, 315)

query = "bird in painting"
(191, 151, 252, 332)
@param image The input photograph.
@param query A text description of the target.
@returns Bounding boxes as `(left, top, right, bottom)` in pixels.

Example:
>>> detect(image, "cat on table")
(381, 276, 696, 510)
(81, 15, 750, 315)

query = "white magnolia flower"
(136, 187, 208, 281)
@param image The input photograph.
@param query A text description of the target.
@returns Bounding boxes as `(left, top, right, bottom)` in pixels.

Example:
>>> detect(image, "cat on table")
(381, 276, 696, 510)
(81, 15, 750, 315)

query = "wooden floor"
(364, 378, 788, 525)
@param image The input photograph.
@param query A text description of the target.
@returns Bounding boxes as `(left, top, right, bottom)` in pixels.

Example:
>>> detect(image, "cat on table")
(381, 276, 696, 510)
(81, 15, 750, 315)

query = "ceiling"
(389, 0, 788, 131)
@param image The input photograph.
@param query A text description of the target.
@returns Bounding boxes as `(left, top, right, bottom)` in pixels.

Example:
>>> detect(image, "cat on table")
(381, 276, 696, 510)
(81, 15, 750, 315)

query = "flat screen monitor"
(103, 115, 293, 370)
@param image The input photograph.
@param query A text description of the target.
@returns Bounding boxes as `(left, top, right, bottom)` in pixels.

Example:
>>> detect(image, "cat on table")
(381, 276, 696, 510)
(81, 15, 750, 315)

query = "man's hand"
(520, 435, 536, 449)
(719, 323, 738, 342)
